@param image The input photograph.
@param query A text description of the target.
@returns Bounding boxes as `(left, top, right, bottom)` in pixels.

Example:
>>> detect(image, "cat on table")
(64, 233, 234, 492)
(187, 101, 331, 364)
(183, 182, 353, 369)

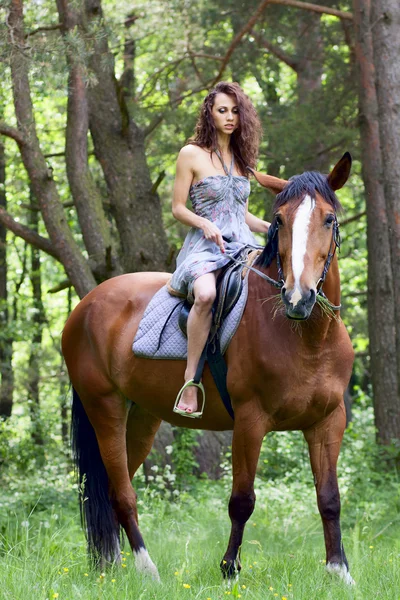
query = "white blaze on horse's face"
(290, 195, 316, 307)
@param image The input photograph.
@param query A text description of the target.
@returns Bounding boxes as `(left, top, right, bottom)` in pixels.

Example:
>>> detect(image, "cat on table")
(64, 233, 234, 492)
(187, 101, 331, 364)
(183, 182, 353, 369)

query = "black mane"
(256, 171, 341, 269)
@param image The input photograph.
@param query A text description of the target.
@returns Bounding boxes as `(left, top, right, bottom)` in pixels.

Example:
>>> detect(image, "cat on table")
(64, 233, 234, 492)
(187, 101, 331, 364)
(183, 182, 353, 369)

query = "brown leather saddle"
(178, 245, 255, 339)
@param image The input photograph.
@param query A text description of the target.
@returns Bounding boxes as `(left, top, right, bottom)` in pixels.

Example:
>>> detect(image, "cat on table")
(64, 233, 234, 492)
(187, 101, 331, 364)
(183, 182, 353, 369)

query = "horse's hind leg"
(221, 407, 268, 579)
(79, 391, 160, 580)
(125, 403, 162, 577)
(303, 404, 354, 585)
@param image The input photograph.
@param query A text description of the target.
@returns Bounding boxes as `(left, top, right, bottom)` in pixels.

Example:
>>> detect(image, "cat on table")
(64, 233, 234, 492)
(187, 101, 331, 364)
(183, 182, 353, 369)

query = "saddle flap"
(178, 299, 192, 338)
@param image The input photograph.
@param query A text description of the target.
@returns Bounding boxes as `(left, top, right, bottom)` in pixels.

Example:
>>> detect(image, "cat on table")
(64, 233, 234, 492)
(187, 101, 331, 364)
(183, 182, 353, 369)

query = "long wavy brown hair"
(189, 82, 262, 176)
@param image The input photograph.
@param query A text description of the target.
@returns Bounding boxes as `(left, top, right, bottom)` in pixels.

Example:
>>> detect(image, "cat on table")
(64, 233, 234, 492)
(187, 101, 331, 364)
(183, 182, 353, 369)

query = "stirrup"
(173, 379, 206, 419)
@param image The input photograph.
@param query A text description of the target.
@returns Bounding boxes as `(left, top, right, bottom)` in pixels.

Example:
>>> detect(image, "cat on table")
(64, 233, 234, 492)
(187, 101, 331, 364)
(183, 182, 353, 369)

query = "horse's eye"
(276, 215, 283, 227)
(325, 215, 335, 227)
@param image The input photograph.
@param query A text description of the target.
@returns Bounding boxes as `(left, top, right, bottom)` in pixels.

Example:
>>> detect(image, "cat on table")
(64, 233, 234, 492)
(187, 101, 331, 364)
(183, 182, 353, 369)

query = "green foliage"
(171, 428, 200, 489)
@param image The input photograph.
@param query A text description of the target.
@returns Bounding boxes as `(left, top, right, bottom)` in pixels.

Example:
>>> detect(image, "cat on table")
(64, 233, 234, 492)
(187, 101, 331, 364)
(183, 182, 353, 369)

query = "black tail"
(71, 387, 120, 565)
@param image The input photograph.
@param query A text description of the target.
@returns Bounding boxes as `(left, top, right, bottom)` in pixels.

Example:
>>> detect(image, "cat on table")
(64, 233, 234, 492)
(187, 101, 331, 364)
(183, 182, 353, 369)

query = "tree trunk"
(7, 0, 96, 298)
(56, 0, 122, 281)
(296, 8, 323, 105)
(0, 138, 14, 418)
(27, 194, 45, 448)
(370, 0, 400, 442)
(84, 0, 170, 274)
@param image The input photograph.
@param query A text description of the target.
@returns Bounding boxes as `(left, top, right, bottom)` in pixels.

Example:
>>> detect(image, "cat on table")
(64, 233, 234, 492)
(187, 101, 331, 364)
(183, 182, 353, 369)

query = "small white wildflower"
(165, 445, 173, 455)
(151, 465, 159, 473)
(21, 521, 30, 528)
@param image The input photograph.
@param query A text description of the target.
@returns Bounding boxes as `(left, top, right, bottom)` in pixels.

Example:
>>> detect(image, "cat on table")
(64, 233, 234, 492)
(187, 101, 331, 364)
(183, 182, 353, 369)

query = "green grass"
(0, 477, 399, 600)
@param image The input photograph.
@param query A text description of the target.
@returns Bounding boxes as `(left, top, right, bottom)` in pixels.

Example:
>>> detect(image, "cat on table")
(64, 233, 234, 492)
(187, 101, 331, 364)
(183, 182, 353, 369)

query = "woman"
(169, 81, 270, 418)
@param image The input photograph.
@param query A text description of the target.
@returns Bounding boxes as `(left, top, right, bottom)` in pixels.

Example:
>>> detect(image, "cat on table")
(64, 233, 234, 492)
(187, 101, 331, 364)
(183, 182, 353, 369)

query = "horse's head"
(252, 153, 351, 320)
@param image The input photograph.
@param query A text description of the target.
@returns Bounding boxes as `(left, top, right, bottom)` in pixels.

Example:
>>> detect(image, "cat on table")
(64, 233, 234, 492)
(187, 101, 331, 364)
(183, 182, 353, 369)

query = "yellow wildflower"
(63, 568, 69, 573)
(53, 595, 59, 599)
(242, 585, 246, 589)
(84, 573, 88, 577)
(282, 597, 288, 600)
(369, 545, 374, 549)
(269, 587, 274, 591)
(183, 583, 191, 588)
(174, 571, 180, 575)
(122, 564, 127, 568)
(111, 579, 116, 583)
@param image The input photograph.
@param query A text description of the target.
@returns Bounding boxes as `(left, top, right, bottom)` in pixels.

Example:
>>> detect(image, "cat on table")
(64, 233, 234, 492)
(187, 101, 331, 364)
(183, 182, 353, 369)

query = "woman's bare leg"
(176, 271, 218, 414)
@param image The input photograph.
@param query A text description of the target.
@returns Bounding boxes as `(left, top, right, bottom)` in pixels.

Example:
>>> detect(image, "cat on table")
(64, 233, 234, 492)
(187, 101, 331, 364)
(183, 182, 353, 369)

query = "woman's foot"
(173, 379, 206, 418)
(176, 382, 198, 414)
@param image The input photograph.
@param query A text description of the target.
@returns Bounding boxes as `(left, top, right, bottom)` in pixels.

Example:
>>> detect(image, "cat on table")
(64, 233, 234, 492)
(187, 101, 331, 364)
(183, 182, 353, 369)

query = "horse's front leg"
(303, 403, 354, 585)
(221, 407, 268, 579)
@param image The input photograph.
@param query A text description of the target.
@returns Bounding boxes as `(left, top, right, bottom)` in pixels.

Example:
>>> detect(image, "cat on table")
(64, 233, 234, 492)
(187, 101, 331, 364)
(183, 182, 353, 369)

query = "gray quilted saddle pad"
(132, 276, 249, 360)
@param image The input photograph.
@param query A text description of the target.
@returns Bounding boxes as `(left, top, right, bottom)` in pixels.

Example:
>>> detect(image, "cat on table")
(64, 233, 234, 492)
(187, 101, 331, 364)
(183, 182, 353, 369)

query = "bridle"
(227, 214, 342, 312)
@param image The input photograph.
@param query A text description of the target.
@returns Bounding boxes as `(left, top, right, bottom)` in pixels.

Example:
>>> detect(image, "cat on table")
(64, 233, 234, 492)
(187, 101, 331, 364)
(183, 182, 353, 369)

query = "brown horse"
(62, 153, 354, 584)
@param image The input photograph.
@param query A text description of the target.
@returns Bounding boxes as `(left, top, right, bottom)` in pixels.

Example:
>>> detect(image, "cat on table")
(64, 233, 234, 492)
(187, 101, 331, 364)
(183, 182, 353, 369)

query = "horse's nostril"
(309, 288, 316, 303)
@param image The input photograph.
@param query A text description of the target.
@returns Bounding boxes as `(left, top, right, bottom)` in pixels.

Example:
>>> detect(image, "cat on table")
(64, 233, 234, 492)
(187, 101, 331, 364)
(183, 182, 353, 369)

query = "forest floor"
(0, 470, 399, 600)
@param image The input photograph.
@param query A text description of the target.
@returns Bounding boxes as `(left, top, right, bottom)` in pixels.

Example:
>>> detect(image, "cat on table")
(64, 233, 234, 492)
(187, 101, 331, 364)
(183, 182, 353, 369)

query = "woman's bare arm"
(245, 200, 270, 233)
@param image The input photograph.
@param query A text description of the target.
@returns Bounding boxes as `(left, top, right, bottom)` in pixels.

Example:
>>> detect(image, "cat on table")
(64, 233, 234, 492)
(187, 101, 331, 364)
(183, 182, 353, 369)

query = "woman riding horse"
(62, 137, 354, 582)
(169, 82, 270, 417)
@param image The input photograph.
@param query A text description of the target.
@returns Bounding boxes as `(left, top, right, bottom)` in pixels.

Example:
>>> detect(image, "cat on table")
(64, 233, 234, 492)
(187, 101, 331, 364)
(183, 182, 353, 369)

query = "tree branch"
(210, 0, 272, 86)
(47, 279, 72, 293)
(266, 0, 352, 21)
(151, 170, 165, 194)
(25, 23, 62, 37)
(143, 114, 164, 138)
(0, 122, 26, 146)
(251, 30, 299, 71)
(188, 52, 224, 62)
(340, 211, 366, 227)
(0, 207, 61, 261)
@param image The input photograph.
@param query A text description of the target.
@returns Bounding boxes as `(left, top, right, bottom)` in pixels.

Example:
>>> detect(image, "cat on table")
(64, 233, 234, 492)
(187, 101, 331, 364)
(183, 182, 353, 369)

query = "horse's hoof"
(220, 558, 240, 581)
(135, 548, 161, 582)
(326, 562, 355, 585)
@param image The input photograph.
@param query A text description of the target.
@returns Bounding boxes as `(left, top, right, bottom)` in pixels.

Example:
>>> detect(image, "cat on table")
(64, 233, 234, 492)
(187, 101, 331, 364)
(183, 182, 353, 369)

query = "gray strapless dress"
(169, 150, 259, 300)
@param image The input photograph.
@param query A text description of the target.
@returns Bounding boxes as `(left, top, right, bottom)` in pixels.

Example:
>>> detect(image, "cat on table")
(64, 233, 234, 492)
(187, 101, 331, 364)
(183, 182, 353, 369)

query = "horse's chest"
(248, 350, 344, 427)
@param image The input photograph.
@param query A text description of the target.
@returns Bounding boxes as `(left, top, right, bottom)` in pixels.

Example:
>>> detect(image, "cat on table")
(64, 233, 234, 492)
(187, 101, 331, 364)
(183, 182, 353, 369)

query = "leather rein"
(227, 218, 342, 312)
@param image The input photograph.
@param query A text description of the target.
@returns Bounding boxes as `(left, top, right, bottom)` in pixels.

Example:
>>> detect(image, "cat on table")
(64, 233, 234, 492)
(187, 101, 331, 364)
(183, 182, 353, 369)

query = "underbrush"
(0, 400, 399, 599)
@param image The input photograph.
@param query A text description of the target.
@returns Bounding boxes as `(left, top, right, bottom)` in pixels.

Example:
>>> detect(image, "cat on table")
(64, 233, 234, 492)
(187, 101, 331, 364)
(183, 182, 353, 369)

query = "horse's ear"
(327, 152, 352, 191)
(248, 168, 287, 195)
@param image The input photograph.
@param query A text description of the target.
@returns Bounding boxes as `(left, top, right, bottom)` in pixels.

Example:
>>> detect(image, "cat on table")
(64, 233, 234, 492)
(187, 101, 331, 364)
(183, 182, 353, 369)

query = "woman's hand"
(201, 219, 225, 253)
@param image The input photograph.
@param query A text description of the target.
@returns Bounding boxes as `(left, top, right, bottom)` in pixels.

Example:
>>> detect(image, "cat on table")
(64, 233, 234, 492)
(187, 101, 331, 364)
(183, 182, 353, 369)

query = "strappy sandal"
(173, 379, 206, 419)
